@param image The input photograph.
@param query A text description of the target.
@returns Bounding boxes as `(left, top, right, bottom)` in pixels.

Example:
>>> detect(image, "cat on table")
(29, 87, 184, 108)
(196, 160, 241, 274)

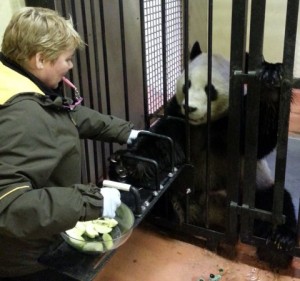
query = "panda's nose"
(187, 106, 197, 113)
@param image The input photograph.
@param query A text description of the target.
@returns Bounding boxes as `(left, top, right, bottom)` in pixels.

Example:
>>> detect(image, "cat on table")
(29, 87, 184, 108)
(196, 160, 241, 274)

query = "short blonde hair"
(1, 7, 85, 67)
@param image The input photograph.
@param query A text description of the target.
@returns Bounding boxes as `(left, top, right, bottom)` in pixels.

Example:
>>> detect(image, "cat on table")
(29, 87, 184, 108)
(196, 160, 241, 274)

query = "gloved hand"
(127, 129, 148, 145)
(100, 187, 121, 218)
(127, 129, 140, 145)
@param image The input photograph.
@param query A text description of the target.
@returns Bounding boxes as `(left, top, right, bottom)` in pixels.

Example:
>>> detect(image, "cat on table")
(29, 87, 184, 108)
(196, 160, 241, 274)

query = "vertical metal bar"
(242, 0, 266, 236)
(205, 0, 213, 228)
(139, 0, 150, 128)
(99, 0, 111, 115)
(90, 0, 105, 181)
(272, 79, 290, 225)
(282, 0, 299, 79)
(87, 0, 100, 181)
(99, 0, 115, 162)
(273, 0, 299, 224)
(183, 0, 190, 164)
(227, 0, 248, 239)
(161, 0, 168, 110)
(80, 0, 100, 183)
(80, 0, 94, 107)
(298, 198, 300, 247)
(90, 0, 102, 111)
(118, 0, 130, 121)
(182, 0, 190, 224)
(247, 0, 265, 69)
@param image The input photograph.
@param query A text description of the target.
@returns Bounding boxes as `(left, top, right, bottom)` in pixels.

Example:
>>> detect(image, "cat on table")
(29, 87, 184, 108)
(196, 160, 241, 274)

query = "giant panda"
(109, 42, 297, 268)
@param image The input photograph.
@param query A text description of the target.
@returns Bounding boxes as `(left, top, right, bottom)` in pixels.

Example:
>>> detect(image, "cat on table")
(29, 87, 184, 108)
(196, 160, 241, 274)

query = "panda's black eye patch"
(182, 80, 191, 95)
(205, 84, 218, 101)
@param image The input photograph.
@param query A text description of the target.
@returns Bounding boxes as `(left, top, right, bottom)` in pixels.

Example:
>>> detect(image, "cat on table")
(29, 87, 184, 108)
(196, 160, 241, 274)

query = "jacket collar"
(0, 53, 64, 105)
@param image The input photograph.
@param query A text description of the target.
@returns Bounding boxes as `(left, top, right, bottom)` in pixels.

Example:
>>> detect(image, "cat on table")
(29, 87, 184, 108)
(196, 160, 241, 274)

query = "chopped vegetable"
(82, 241, 103, 252)
(65, 228, 86, 249)
(104, 218, 118, 227)
(66, 228, 85, 240)
(93, 224, 112, 234)
(64, 218, 119, 252)
(85, 223, 99, 238)
(102, 233, 114, 250)
(75, 221, 86, 232)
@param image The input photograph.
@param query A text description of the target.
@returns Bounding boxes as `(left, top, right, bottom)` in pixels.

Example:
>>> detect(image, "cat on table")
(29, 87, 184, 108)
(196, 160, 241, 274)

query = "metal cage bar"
(273, 0, 300, 225)
(227, 0, 249, 240)
(241, 0, 266, 237)
(204, 0, 214, 229)
(183, 0, 190, 164)
(161, 0, 168, 110)
(139, 0, 149, 128)
(118, 0, 130, 121)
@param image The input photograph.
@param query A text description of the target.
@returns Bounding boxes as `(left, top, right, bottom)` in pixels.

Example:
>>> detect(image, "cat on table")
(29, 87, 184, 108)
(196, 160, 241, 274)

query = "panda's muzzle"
(181, 108, 207, 124)
(186, 106, 197, 113)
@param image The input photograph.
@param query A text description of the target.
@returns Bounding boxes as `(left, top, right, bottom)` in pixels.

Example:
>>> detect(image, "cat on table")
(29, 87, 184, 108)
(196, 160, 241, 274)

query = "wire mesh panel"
(143, 0, 183, 117)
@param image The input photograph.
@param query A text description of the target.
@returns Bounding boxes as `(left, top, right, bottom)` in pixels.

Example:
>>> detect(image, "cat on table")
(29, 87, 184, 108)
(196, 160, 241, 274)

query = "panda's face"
(176, 53, 230, 125)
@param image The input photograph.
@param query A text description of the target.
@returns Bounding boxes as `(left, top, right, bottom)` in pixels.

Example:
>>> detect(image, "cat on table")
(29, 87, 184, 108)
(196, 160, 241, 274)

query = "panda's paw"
(266, 227, 296, 252)
(109, 149, 157, 187)
(257, 227, 296, 269)
(257, 246, 293, 269)
(259, 60, 282, 88)
(109, 150, 130, 182)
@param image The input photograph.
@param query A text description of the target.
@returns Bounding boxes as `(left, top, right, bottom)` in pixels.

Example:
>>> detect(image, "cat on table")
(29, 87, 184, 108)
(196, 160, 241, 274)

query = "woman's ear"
(34, 52, 45, 69)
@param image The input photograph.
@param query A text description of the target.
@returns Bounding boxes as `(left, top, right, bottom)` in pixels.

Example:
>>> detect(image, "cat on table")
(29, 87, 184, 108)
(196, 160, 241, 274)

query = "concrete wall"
(189, 0, 300, 77)
(1, 0, 299, 77)
(0, 0, 25, 45)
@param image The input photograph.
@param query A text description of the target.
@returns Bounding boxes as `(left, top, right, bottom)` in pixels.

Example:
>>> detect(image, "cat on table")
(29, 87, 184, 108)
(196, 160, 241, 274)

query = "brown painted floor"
(94, 90, 300, 281)
(94, 223, 300, 281)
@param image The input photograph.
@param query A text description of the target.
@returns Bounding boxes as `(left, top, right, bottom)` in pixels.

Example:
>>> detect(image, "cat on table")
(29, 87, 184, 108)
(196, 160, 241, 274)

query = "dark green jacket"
(0, 56, 134, 277)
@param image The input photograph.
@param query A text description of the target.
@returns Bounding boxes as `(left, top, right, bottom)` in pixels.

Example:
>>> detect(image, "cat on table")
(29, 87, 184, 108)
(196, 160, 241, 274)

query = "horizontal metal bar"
(230, 201, 285, 224)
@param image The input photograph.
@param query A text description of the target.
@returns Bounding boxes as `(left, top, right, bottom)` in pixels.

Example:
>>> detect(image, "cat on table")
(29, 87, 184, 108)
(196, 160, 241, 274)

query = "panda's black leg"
(254, 187, 297, 268)
(171, 195, 185, 224)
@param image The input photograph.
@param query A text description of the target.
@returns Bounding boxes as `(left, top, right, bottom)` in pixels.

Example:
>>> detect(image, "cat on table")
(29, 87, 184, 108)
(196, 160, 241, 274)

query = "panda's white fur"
(255, 159, 274, 188)
(176, 48, 274, 189)
(176, 53, 230, 125)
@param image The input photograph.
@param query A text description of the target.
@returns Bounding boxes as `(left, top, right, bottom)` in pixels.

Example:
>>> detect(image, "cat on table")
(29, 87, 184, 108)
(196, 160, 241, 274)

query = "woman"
(0, 7, 139, 280)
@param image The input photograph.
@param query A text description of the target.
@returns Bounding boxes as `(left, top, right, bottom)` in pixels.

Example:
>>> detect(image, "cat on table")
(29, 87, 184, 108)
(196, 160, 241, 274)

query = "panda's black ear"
(190, 41, 202, 60)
